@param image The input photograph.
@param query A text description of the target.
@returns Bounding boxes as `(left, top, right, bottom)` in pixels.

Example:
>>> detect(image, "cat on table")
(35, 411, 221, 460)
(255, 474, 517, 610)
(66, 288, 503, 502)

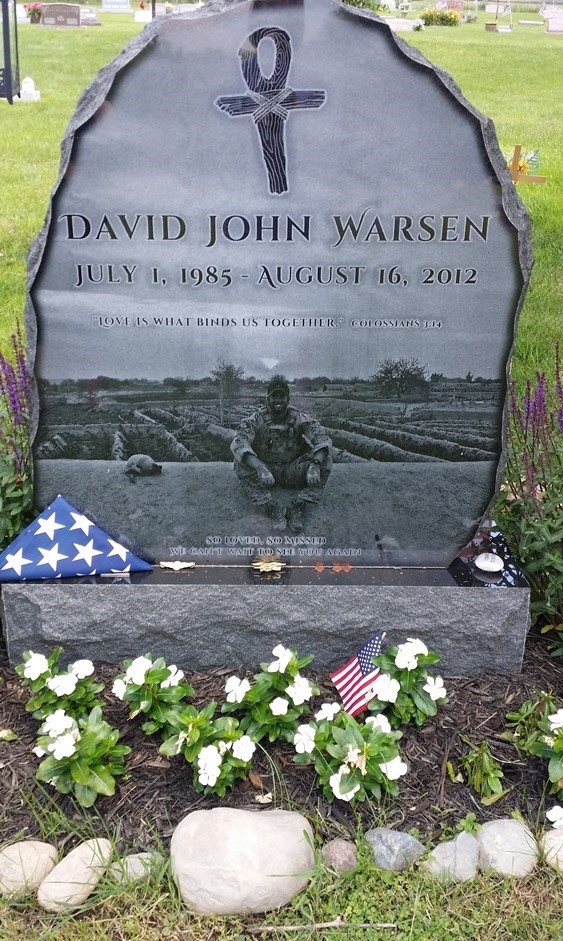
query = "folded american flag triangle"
(330, 630, 385, 717)
(0, 494, 152, 581)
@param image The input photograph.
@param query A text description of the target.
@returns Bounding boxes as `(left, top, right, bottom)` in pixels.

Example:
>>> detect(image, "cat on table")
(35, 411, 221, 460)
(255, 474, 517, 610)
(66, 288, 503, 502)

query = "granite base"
(1, 572, 530, 676)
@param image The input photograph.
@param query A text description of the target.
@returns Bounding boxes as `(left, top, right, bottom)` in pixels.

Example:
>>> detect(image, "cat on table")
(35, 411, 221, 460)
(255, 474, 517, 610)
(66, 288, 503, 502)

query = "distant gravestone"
(4, 0, 532, 674)
(101, 0, 131, 11)
(41, 3, 80, 27)
(80, 6, 102, 26)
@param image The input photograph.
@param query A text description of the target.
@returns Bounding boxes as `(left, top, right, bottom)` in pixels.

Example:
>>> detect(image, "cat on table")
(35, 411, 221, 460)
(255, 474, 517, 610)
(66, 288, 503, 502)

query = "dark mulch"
(0, 632, 561, 851)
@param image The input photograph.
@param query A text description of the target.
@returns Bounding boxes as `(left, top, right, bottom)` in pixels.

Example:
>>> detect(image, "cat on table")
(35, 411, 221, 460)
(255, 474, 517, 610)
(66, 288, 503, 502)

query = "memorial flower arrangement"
(23, 2, 42, 18)
(0, 324, 33, 551)
(367, 638, 448, 728)
(18, 637, 446, 802)
(505, 148, 540, 184)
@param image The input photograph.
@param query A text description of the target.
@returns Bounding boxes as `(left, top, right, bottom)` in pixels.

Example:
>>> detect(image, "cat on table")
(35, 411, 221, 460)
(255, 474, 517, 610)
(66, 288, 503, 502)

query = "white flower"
(47, 673, 78, 697)
(225, 675, 251, 703)
(161, 665, 184, 688)
(198, 765, 221, 787)
(176, 730, 189, 754)
(47, 732, 78, 760)
(329, 771, 360, 803)
(112, 678, 127, 700)
(270, 697, 289, 716)
(372, 673, 400, 704)
(546, 806, 563, 829)
(217, 740, 232, 755)
(124, 656, 153, 686)
(267, 644, 293, 674)
(32, 745, 46, 758)
(293, 724, 316, 754)
(286, 675, 313, 706)
(69, 659, 94, 679)
(548, 709, 563, 732)
(23, 652, 50, 681)
(395, 638, 428, 671)
(232, 735, 256, 762)
(315, 703, 340, 722)
(197, 745, 222, 787)
(365, 714, 392, 734)
(41, 709, 75, 738)
(379, 755, 408, 780)
(198, 744, 222, 771)
(423, 676, 447, 702)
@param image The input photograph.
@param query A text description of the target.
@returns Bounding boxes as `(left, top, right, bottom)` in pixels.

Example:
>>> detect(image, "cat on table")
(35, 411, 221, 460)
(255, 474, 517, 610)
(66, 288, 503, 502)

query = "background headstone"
(41, 3, 80, 27)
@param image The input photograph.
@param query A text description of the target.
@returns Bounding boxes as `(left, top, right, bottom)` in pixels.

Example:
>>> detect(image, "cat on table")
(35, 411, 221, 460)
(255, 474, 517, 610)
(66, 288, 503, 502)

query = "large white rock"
(477, 819, 538, 877)
(541, 829, 563, 872)
(0, 840, 58, 897)
(37, 838, 112, 912)
(170, 808, 314, 914)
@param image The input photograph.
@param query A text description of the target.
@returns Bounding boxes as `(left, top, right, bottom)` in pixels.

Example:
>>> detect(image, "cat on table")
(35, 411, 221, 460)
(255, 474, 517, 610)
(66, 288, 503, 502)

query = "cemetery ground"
(0, 9, 562, 940)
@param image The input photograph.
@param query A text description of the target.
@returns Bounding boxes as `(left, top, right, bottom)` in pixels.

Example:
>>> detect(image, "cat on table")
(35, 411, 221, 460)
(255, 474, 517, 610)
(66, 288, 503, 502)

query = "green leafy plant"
(221, 644, 319, 743)
(495, 345, 563, 634)
(34, 706, 130, 807)
(457, 736, 505, 800)
(504, 695, 563, 799)
(16, 648, 104, 721)
(0, 323, 33, 551)
(160, 707, 257, 796)
(367, 638, 447, 728)
(112, 654, 194, 735)
(293, 709, 406, 804)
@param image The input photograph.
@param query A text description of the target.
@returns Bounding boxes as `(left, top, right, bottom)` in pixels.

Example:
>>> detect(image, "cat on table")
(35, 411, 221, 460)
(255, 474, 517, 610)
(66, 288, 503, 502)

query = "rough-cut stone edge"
(25, 0, 532, 539)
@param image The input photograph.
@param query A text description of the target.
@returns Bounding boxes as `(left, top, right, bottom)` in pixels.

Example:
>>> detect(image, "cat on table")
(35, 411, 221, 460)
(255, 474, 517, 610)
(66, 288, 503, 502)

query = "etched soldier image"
(230, 376, 333, 533)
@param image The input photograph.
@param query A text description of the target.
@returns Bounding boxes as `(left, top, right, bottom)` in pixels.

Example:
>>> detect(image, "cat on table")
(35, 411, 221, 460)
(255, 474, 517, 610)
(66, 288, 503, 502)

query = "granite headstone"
(4, 0, 532, 671)
(29, 0, 529, 573)
(41, 3, 81, 27)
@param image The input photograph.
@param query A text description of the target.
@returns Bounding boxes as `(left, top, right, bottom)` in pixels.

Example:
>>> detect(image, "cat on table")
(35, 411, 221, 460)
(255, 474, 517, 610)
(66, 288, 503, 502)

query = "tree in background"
(370, 358, 429, 399)
(211, 358, 245, 424)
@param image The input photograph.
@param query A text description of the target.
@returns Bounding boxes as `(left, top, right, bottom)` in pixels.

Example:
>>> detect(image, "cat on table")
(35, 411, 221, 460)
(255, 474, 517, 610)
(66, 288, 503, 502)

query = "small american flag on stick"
(330, 631, 385, 717)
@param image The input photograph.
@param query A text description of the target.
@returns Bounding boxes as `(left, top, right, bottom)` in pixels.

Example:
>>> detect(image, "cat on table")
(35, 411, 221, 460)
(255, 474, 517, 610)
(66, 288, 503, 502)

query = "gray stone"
(107, 852, 164, 883)
(0, 840, 58, 897)
(170, 808, 314, 914)
(41, 3, 80, 27)
(541, 830, 563, 873)
(37, 838, 112, 912)
(321, 838, 358, 872)
(365, 828, 426, 872)
(2, 571, 529, 675)
(27, 0, 530, 572)
(421, 832, 479, 882)
(477, 819, 538, 877)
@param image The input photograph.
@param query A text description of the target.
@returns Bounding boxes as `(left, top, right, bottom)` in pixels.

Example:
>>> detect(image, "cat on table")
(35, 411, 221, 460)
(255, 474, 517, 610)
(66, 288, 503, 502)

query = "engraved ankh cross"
(215, 28, 326, 195)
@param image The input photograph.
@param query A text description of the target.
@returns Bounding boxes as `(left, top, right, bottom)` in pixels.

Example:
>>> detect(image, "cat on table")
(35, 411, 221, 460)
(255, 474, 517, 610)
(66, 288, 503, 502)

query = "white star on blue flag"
(0, 494, 152, 582)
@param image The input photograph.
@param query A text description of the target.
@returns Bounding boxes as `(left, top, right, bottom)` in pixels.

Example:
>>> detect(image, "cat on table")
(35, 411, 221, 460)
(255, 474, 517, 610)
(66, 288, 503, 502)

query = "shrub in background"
(421, 7, 462, 25)
(495, 345, 563, 636)
(0, 323, 33, 550)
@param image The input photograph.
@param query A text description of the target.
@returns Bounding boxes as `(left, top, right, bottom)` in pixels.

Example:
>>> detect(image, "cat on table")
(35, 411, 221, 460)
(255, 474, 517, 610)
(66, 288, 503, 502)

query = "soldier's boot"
(265, 499, 287, 531)
(287, 499, 308, 534)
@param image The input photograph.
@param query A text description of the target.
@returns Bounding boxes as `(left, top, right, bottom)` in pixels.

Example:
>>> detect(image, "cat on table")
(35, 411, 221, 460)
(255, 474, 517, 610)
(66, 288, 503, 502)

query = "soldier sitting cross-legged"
(230, 376, 332, 533)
